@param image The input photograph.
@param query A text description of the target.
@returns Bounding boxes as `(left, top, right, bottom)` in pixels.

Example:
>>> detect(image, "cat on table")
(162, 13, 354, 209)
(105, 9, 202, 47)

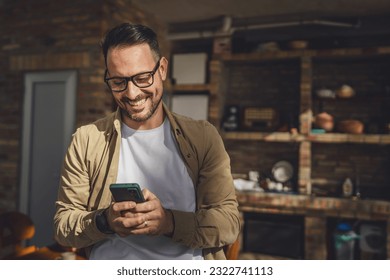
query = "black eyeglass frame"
(104, 60, 161, 92)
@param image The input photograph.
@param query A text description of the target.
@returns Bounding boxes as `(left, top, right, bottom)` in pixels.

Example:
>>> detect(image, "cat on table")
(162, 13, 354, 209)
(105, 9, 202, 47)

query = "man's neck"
(122, 105, 165, 130)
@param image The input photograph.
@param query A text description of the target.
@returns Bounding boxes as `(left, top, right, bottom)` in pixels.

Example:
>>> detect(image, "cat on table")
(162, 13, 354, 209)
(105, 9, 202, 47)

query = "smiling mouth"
(127, 97, 147, 107)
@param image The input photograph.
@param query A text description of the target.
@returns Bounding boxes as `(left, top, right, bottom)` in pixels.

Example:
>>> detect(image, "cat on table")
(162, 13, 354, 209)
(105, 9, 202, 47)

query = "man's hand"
(106, 188, 174, 237)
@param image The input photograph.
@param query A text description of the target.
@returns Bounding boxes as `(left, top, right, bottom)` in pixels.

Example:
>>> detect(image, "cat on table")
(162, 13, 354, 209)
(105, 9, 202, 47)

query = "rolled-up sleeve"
(53, 127, 107, 248)
(171, 123, 241, 249)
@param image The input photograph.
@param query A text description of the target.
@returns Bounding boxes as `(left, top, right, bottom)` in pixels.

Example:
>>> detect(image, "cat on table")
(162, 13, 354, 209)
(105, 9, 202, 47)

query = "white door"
(20, 71, 76, 247)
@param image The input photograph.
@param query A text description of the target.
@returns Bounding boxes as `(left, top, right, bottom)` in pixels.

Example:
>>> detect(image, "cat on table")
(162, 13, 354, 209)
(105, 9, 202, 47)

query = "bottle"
(334, 222, 359, 259)
(342, 177, 353, 198)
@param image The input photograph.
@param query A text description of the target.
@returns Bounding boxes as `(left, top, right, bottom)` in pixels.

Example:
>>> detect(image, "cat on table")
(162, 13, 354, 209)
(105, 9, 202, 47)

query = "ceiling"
(132, 0, 390, 49)
(133, 0, 390, 37)
(133, 0, 390, 24)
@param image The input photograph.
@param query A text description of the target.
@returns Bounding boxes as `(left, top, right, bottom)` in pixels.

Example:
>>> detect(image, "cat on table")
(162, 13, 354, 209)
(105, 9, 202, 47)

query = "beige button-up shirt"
(54, 103, 240, 259)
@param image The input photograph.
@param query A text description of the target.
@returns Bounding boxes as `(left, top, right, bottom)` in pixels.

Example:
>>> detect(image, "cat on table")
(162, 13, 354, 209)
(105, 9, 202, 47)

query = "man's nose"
(123, 80, 141, 98)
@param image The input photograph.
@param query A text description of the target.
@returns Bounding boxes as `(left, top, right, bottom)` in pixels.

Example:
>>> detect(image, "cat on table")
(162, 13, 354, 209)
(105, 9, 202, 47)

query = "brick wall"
(305, 216, 327, 259)
(224, 59, 301, 130)
(312, 143, 390, 199)
(0, 0, 167, 211)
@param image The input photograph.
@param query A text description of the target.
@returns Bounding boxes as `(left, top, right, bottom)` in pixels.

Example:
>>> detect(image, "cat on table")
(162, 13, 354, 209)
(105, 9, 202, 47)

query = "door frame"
(19, 71, 77, 214)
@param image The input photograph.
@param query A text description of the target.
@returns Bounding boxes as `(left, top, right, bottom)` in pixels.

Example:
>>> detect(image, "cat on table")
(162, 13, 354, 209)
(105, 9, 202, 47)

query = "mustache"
(121, 93, 152, 102)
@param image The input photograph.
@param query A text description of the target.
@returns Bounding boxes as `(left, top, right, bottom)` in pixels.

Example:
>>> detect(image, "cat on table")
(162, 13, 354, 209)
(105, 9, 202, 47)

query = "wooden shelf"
(236, 191, 390, 220)
(308, 133, 390, 144)
(220, 51, 303, 61)
(220, 46, 390, 62)
(171, 84, 211, 92)
(223, 131, 390, 145)
(222, 131, 304, 142)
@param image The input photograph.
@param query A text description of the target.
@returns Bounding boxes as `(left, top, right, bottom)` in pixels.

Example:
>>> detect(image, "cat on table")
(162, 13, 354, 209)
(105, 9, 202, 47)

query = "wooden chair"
(0, 211, 37, 259)
(224, 237, 241, 260)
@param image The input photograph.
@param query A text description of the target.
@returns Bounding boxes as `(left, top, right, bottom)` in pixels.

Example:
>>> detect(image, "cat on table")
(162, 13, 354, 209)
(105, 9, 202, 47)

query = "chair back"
(0, 211, 37, 259)
(224, 237, 240, 260)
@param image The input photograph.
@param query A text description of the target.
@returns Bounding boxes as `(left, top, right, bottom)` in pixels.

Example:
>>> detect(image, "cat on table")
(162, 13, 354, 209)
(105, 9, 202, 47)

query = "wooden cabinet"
(203, 46, 390, 259)
(209, 46, 390, 200)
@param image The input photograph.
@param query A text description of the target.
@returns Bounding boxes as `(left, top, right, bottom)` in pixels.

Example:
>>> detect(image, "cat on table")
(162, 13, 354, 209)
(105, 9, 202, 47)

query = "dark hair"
(101, 23, 161, 65)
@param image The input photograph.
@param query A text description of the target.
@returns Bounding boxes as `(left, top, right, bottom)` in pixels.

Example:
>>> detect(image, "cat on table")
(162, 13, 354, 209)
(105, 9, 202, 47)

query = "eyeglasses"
(104, 60, 160, 92)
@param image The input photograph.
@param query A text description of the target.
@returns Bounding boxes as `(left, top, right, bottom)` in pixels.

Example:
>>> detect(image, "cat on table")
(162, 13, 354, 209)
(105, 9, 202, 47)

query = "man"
(53, 23, 240, 260)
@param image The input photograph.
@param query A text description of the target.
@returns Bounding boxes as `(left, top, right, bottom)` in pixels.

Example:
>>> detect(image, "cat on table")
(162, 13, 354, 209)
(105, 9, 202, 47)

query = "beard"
(120, 92, 163, 123)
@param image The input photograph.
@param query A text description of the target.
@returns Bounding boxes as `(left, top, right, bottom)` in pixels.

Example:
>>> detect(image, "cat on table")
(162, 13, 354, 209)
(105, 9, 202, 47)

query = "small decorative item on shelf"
(311, 128, 326, 134)
(272, 161, 294, 183)
(342, 177, 354, 198)
(248, 170, 259, 182)
(259, 160, 295, 193)
(222, 105, 240, 131)
(255, 41, 280, 52)
(313, 112, 334, 132)
(288, 40, 309, 50)
(242, 107, 278, 131)
(336, 84, 355, 98)
(337, 119, 364, 134)
(316, 88, 336, 99)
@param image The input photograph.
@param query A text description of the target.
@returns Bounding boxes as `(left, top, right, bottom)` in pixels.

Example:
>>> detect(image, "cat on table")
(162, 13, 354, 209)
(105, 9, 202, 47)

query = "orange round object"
(314, 112, 334, 132)
(337, 120, 364, 134)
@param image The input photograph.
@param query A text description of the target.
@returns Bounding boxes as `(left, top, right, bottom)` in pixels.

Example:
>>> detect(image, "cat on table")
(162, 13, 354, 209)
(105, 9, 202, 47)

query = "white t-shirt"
(90, 118, 203, 259)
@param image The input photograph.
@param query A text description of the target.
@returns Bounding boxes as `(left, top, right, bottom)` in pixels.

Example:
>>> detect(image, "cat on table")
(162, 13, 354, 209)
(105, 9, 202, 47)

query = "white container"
(172, 53, 207, 85)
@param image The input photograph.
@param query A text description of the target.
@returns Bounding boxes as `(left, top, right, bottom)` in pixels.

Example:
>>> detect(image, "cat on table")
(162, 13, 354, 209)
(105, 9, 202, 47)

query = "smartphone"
(109, 183, 145, 203)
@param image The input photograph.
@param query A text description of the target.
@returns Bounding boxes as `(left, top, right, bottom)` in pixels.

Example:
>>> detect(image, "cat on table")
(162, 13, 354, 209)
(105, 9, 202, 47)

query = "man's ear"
(159, 57, 168, 81)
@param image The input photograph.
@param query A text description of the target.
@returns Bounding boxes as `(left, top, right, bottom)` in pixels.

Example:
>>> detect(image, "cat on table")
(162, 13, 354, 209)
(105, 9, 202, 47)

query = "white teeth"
(129, 98, 146, 106)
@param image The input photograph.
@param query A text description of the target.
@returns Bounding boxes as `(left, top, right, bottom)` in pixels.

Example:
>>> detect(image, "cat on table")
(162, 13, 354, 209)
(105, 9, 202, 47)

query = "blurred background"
(0, 0, 390, 259)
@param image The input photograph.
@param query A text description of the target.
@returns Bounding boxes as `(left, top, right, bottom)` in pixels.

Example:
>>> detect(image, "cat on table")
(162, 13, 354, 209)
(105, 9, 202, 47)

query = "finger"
(113, 218, 148, 237)
(142, 188, 157, 201)
(133, 200, 155, 213)
(112, 201, 136, 213)
(136, 219, 151, 230)
(129, 220, 155, 235)
(116, 214, 147, 229)
(121, 211, 143, 218)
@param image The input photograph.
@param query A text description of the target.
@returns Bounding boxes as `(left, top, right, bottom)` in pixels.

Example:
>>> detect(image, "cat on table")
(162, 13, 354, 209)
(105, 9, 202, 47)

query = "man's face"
(106, 44, 168, 129)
